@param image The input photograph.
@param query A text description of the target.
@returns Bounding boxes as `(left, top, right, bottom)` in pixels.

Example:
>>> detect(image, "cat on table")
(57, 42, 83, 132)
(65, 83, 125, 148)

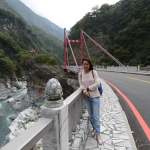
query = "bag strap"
(80, 72, 82, 82)
(92, 70, 94, 80)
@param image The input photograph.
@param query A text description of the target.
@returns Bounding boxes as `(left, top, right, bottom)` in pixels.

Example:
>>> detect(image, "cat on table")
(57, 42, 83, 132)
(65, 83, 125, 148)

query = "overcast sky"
(20, 0, 119, 30)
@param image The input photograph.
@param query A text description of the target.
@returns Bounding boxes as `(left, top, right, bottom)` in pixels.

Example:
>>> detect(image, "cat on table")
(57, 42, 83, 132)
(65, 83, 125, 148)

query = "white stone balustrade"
(1, 118, 53, 150)
(1, 78, 86, 150)
(40, 88, 86, 150)
(65, 89, 85, 141)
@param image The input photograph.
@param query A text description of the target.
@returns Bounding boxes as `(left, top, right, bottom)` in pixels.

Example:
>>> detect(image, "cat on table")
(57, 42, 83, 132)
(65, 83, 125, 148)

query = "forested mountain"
(0, 6, 63, 59)
(4, 0, 64, 40)
(0, 8, 45, 55)
(31, 26, 63, 62)
(2, 0, 63, 62)
(0, 0, 19, 15)
(0, 0, 63, 76)
(69, 0, 150, 66)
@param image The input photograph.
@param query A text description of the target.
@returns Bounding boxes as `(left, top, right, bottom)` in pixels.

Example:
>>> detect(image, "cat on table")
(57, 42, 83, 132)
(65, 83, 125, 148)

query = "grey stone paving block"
(104, 143, 114, 150)
(113, 131, 124, 134)
(101, 126, 107, 132)
(116, 120, 124, 123)
(70, 137, 82, 149)
(105, 139, 112, 145)
(88, 148, 100, 150)
(84, 137, 98, 149)
(75, 133, 84, 138)
(113, 133, 129, 140)
(108, 125, 115, 129)
(80, 120, 88, 130)
(114, 113, 122, 117)
(112, 140, 125, 144)
(115, 147, 126, 150)
(100, 134, 110, 142)
(106, 120, 116, 125)
(101, 148, 112, 150)
(83, 116, 89, 120)
(103, 131, 110, 135)
(116, 127, 127, 132)
(115, 141, 131, 147)
(113, 117, 123, 119)
(114, 124, 125, 128)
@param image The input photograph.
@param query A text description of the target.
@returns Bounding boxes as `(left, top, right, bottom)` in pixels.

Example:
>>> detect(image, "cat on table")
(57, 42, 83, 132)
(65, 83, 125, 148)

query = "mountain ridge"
(69, 0, 150, 66)
(4, 0, 64, 40)
(0, 0, 64, 76)
(0, 0, 63, 62)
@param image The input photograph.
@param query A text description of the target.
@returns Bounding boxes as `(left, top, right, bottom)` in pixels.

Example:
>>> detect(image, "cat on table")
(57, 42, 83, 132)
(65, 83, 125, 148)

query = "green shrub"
(35, 54, 57, 65)
(0, 57, 16, 75)
(16, 50, 30, 62)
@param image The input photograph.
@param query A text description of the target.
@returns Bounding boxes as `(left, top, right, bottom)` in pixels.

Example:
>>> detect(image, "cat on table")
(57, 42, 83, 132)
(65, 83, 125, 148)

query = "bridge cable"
(66, 34, 80, 73)
(66, 45, 70, 72)
(82, 31, 91, 60)
(82, 30, 124, 66)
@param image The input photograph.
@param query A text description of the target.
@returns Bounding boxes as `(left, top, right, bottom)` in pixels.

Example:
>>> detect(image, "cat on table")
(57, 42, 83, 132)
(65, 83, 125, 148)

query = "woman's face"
(82, 60, 90, 71)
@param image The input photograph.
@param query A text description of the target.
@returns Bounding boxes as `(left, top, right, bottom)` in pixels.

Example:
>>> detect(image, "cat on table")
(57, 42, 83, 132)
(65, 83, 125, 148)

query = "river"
(0, 89, 27, 148)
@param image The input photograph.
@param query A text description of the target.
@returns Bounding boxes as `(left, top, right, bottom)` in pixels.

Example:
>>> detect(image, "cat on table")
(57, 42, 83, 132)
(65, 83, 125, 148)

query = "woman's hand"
(82, 87, 90, 97)
(82, 87, 87, 91)
(84, 91, 90, 97)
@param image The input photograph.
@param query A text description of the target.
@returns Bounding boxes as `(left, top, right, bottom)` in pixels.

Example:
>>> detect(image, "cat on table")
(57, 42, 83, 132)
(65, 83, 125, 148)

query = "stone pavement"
(84, 79, 137, 150)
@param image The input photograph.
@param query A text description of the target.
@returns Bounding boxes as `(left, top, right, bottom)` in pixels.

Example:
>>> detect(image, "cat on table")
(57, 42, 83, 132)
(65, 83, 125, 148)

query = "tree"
(91, 5, 99, 12)
(145, 56, 150, 66)
(0, 57, 16, 75)
(35, 54, 57, 65)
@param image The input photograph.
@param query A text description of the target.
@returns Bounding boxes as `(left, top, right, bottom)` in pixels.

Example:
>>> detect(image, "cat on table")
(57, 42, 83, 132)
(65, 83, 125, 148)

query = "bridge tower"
(64, 28, 83, 71)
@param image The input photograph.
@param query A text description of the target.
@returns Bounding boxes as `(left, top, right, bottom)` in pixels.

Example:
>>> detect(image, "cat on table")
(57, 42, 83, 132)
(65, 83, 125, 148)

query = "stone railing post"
(137, 65, 140, 72)
(40, 78, 69, 150)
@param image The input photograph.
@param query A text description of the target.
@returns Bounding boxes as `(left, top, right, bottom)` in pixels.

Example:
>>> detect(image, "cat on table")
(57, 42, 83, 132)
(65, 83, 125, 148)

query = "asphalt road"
(97, 71, 150, 150)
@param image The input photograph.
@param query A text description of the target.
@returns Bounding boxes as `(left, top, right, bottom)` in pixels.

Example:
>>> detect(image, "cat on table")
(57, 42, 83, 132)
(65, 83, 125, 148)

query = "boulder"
(67, 79, 79, 90)
(9, 107, 40, 141)
(10, 94, 32, 111)
(8, 114, 18, 120)
(12, 81, 21, 89)
(12, 102, 22, 111)
(11, 81, 27, 89)
(7, 98, 16, 105)
(7, 91, 31, 111)
(0, 83, 10, 100)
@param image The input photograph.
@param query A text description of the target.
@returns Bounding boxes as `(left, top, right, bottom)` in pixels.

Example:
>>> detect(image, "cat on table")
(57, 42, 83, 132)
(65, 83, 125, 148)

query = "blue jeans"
(83, 97, 100, 134)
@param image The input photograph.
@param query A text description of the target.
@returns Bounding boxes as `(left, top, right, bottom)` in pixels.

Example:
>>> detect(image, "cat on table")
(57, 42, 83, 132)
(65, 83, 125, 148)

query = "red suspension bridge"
(63, 28, 124, 73)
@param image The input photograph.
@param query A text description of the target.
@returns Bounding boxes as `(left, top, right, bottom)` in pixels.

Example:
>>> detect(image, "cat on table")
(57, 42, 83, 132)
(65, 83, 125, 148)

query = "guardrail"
(140, 66, 150, 73)
(66, 65, 139, 73)
(67, 65, 150, 74)
(65, 89, 85, 141)
(95, 65, 139, 72)
(1, 118, 53, 150)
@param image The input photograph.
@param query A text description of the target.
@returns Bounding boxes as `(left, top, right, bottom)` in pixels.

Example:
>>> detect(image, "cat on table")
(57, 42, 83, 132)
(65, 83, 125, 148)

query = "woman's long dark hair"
(82, 58, 93, 70)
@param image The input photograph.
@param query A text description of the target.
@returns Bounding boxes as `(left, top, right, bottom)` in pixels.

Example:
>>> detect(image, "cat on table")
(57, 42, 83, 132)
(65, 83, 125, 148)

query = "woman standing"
(78, 58, 103, 145)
